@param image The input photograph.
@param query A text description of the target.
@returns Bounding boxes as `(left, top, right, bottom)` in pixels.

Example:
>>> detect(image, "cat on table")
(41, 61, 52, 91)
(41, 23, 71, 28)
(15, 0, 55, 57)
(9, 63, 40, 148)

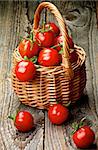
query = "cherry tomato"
(14, 111, 34, 132)
(45, 22, 60, 37)
(35, 30, 54, 47)
(15, 60, 36, 81)
(70, 50, 78, 63)
(54, 35, 74, 51)
(38, 48, 61, 67)
(53, 35, 63, 51)
(48, 104, 69, 125)
(68, 36, 74, 49)
(72, 126, 95, 148)
(54, 35, 77, 63)
(18, 39, 40, 58)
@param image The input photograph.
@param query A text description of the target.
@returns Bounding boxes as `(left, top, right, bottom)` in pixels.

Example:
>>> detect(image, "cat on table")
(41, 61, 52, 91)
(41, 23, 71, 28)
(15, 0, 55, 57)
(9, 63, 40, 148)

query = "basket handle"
(33, 2, 74, 79)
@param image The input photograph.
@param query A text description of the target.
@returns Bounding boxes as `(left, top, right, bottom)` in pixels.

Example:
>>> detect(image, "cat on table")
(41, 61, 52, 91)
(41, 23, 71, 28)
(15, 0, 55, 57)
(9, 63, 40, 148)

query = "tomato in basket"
(53, 35, 77, 63)
(45, 22, 60, 37)
(18, 39, 40, 58)
(53, 35, 63, 51)
(35, 29, 54, 47)
(38, 48, 62, 67)
(54, 35, 74, 51)
(15, 60, 36, 82)
(48, 104, 69, 125)
(68, 36, 74, 49)
(70, 50, 78, 63)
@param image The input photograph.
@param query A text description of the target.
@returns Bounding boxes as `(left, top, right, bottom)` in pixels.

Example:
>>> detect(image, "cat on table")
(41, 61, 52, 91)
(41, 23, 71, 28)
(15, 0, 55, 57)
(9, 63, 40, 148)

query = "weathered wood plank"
(0, 1, 44, 150)
(45, 112, 68, 150)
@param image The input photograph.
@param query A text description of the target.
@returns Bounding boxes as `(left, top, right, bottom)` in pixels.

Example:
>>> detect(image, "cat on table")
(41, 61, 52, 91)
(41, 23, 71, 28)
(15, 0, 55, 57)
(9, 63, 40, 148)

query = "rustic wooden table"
(0, 1, 98, 150)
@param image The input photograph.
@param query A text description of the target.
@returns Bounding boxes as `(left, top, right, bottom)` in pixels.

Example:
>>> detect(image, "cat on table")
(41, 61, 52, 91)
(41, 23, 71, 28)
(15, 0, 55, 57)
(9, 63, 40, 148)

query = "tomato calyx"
(19, 31, 34, 43)
(51, 43, 63, 49)
(28, 31, 34, 41)
(71, 117, 90, 135)
(8, 114, 16, 122)
(71, 121, 84, 135)
(39, 26, 51, 33)
(24, 55, 38, 64)
(8, 109, 20, 121)
(38, 21, 51, 33)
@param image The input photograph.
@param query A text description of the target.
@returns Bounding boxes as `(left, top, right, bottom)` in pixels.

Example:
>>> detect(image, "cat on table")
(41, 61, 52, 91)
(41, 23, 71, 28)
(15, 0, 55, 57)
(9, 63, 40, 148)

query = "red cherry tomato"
(15, 60, 36, 82)
(14, 111, 34, 132)
(48, 104, 69, 125)
(38, 48, 61, 67)
(72, 126, 95, 148)
(54, 35, 74, 51)
(35, 30, 54, 47)
(54, 35, 77, 63)
(54, 35, 63, 51)
(45, 22, 60, 37)
(70, 50, 78, 63)
(18, 39, 40, 58)
(68, 36, 74, 49)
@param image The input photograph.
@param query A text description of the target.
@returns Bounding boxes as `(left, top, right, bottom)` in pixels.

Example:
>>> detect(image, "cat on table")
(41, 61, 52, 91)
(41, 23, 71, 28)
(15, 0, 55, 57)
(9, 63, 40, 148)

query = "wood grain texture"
(0, 1, 98, 150)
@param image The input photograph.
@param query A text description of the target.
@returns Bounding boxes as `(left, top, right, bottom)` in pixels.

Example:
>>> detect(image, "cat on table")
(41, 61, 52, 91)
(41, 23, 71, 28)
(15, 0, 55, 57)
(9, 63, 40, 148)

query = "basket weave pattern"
(11, 2, 86, 109)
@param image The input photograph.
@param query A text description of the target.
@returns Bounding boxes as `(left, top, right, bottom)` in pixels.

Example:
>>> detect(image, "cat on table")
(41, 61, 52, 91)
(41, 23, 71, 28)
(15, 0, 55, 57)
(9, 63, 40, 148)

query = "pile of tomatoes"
(15, 22, 78, 82)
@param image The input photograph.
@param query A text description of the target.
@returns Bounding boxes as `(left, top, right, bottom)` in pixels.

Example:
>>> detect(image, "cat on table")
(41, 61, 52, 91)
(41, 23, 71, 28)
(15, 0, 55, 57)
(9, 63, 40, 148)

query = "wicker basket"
(11, 2, 86, 109)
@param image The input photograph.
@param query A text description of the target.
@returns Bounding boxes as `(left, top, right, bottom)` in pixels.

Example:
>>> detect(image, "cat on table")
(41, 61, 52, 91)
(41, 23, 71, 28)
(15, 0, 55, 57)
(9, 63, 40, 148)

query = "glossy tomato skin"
(70, 50, 78, 63)
(54, 35, 77, 63)
(54, 35, 63, 51)
(35, 31, 54, 47)
(45, 22, 60, 37)
(15, 60, 36, 82)
(54, 35, 74, 51)
(72, 126, 95, 148)
(48, 104, 69, 125)
(38, 48, 61, 67)
(68, 36, 74, 49)
(18, 39, 40, 58)
(14, 111, 34, 132)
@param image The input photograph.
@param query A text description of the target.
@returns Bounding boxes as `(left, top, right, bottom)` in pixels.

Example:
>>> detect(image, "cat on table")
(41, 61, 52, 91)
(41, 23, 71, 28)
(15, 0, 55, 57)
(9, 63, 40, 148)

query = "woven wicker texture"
(11, 2, 86, 109)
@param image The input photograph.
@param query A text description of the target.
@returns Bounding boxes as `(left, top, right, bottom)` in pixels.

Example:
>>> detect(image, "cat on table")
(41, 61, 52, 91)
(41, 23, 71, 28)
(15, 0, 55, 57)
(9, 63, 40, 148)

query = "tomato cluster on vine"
(15, 22, 78, 82)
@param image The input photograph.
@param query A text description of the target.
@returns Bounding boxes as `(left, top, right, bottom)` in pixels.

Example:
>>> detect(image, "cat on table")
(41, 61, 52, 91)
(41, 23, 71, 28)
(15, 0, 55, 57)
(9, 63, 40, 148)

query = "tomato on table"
(48, 104, 69, 125)
(15, 60, 36, 82)
(72, 126, 95, 148)
(14, 111, 34, 132)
